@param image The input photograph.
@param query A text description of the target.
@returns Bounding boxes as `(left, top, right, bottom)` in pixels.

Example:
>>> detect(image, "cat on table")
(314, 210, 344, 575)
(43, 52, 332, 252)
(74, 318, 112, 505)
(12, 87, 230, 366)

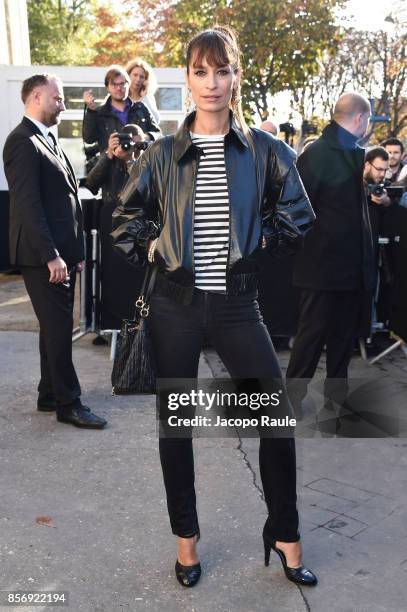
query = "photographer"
(85, 124, 147, 329)
(363, 146, 390, 273)
(364, 147, 391, 217)
(82, 65, 160, 161)
(363, 147, 400, 329)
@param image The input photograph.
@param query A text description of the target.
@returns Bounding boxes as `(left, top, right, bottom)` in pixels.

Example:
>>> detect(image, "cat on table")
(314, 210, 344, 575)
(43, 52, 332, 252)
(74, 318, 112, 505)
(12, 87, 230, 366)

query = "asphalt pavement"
(0, 273, 406, 612)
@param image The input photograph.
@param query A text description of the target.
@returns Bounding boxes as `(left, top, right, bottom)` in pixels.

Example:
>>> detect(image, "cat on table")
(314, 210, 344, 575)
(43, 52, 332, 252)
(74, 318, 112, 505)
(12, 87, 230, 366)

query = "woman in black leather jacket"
(112, 26, 317, 589)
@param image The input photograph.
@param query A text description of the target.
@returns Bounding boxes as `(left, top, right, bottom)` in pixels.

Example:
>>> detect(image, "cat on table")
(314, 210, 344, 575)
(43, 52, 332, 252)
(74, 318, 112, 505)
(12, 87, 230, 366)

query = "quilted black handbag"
(111, 265, 158, 394)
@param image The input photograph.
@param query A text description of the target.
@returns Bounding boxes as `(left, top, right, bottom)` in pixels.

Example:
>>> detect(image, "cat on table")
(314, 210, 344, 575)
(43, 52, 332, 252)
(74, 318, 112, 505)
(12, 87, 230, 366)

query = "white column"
(0, 0, 31, 65)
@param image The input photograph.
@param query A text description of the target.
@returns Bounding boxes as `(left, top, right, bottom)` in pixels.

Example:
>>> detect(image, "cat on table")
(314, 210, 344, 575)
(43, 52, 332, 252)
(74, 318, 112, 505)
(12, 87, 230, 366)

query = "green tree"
(28, 0, 157, 67)
(27, 0, 97, 65)
(135, 0, 344, 121)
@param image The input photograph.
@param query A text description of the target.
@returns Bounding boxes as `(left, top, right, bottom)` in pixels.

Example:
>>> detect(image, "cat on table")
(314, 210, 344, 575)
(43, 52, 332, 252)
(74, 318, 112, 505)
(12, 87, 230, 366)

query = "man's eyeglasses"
(110, 81, 127, 89)
(370, 162, 388, 173)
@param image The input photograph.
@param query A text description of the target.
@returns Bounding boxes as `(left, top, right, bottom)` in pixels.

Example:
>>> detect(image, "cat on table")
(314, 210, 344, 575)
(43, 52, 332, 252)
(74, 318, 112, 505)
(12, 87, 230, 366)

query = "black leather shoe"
(263, 525, 317, 586)
(175, 560, 201, 587)
(57, 406, 107, 429)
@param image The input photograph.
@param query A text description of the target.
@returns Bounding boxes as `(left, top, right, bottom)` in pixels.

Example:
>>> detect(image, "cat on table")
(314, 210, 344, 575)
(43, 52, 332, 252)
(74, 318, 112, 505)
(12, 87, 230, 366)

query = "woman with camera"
(112, 26, 317, 589)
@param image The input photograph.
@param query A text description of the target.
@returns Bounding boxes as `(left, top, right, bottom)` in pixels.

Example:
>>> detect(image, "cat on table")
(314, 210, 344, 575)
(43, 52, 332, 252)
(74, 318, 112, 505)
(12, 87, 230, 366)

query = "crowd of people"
(2, 25, 407, 590)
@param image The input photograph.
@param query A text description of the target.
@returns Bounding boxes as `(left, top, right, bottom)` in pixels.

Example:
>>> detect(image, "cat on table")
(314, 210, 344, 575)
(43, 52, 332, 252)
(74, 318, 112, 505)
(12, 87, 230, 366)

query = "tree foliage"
(27, 0, 406, 138)
(291, 15, 407, 139)
(134, 0, 344, 121)
(27, 0, 149, 66)
(90, 5, 152, 66)
(28, 0, 97, 65)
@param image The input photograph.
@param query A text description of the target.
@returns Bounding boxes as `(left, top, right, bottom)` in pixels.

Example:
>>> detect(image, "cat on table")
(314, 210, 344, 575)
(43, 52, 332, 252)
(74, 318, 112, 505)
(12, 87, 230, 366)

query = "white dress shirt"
(25, 115, 56, 149)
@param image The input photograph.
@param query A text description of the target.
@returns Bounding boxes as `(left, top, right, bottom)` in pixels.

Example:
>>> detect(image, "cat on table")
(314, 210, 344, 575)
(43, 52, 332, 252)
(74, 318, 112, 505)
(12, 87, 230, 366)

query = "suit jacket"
(293, 121, 374, 291)
(3, 117, 84, 267)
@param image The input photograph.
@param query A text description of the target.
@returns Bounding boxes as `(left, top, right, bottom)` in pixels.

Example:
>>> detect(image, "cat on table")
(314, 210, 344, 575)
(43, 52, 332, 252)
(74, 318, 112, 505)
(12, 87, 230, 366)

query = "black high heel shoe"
(175, 532, 201, 588)
(175, 560, 201, 587)
(263, 528, 317, 586)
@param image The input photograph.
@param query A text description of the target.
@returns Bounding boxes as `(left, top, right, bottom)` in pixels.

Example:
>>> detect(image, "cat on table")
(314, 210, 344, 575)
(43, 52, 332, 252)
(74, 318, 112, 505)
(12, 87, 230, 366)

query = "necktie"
(47, 132, 61, 157)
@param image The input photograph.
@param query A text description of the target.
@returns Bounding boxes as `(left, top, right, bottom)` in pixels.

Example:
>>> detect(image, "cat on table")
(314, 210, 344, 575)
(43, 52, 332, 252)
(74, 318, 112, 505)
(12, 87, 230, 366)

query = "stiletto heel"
(262, 524, 317, 586)
(264, 537, 271, 567)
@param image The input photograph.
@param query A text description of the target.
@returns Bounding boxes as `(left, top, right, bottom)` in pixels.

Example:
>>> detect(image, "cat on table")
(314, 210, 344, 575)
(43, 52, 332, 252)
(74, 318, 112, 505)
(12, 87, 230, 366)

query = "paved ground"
(0, 274, 406, 612)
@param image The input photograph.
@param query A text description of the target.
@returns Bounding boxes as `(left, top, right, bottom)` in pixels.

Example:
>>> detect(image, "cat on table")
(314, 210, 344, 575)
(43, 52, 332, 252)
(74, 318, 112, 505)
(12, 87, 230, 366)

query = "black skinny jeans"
(149, 287, 300, 542)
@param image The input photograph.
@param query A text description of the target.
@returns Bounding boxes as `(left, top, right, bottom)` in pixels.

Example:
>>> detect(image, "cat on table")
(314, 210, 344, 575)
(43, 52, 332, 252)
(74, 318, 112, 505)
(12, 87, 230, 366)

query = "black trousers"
(21, 266, 81, 409)
(149, 288, 299, 542)
(286, 289, 365, 405)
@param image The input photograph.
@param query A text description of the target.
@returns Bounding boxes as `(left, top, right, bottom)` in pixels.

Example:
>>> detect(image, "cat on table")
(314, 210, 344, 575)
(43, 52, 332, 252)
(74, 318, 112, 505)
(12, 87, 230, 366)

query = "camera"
(367, 183, 385, 197)
(117, 133, 149, 152)
(279, 122, 296, 137)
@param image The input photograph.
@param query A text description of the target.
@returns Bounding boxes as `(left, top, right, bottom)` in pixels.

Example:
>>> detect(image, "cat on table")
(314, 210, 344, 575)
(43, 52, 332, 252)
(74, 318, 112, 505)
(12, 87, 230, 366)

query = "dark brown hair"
(381, 137, 404, 154)
(365, 146, 389, 164)
(186, 26, 247, 132)
(104, 65, 130, 88)
(21, 73, 60, 103)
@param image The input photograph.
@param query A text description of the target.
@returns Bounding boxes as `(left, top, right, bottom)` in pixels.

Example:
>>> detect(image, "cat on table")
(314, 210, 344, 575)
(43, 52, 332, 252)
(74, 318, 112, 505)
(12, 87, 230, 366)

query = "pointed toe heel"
(263, 529, 317, 587)
(175, 560, 201, 587)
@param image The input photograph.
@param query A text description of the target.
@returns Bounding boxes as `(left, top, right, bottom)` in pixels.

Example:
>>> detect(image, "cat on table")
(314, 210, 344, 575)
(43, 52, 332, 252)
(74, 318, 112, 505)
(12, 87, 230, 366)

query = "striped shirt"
(191, 133, 230, 292)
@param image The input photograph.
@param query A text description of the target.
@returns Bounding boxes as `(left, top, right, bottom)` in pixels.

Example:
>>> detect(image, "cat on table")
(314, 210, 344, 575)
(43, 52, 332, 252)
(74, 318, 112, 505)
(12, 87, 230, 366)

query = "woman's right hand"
(83, 89, 96, 110)
(107, 133, 120, 159)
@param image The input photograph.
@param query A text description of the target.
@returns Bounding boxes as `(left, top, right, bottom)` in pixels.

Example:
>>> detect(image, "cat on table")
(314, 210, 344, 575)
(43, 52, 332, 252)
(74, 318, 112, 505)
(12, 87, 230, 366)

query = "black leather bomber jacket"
(111, 112, 315, 304)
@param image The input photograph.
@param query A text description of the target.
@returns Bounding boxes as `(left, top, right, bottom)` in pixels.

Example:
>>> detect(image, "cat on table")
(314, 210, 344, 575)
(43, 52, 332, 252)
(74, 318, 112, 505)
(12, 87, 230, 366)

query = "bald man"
(286, 93, 375, 415)
(260, 120, 278, 136)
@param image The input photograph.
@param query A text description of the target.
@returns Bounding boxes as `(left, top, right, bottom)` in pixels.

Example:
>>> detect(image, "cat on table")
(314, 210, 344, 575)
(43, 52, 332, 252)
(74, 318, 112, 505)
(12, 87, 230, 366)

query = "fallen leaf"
(35, 516, 56, 528)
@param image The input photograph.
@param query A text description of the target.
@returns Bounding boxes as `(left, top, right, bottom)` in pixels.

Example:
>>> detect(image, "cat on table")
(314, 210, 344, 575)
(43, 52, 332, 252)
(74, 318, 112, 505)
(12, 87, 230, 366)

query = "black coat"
(293, 121, 374, 291)
(82, 96, 161, 152)
(84, 152, 144, 329)
(3, 117, 84, 267)
(85, 152, 131, 205)
(111, 112, 316, 304)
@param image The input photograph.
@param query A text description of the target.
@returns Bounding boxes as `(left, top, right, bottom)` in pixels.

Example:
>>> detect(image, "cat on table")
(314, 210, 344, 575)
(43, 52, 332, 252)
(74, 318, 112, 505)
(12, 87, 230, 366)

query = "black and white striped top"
(191, 133, 230, 292)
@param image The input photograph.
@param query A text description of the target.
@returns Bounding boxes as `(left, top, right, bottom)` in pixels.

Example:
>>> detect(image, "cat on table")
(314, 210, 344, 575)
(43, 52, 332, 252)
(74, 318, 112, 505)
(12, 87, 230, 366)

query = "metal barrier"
(72, 223, 120, 360)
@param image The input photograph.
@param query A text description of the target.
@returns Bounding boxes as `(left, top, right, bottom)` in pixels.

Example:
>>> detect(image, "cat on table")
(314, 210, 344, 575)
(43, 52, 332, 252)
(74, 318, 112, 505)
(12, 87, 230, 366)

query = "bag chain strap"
(134, 265, 158, 319)
(135, 296, 150, 318)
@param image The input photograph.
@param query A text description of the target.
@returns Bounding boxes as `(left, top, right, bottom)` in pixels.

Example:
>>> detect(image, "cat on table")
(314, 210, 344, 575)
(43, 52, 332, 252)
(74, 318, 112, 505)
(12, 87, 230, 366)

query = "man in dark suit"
(3, 73, 106, 429)
(286, 93, 374, 412)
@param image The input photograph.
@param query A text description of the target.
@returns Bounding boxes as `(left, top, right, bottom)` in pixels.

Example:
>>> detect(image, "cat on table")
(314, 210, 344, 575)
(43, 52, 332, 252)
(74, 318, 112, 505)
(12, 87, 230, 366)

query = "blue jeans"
(149, 287, 299, 542)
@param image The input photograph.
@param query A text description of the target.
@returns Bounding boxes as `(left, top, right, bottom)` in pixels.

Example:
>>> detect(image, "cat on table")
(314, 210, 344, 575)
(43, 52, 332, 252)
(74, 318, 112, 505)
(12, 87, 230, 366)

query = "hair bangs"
(187, 31, 236, 71)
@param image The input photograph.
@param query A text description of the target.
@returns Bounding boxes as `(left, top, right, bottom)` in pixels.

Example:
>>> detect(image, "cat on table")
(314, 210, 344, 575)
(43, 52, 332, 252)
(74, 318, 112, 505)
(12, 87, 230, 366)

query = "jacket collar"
(22, 115, 43, 136)
(173, 111, 249, 162)
(322, 120, 360, 152)
(321, 120, 365, 178)
(99, 95, 134, 116)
